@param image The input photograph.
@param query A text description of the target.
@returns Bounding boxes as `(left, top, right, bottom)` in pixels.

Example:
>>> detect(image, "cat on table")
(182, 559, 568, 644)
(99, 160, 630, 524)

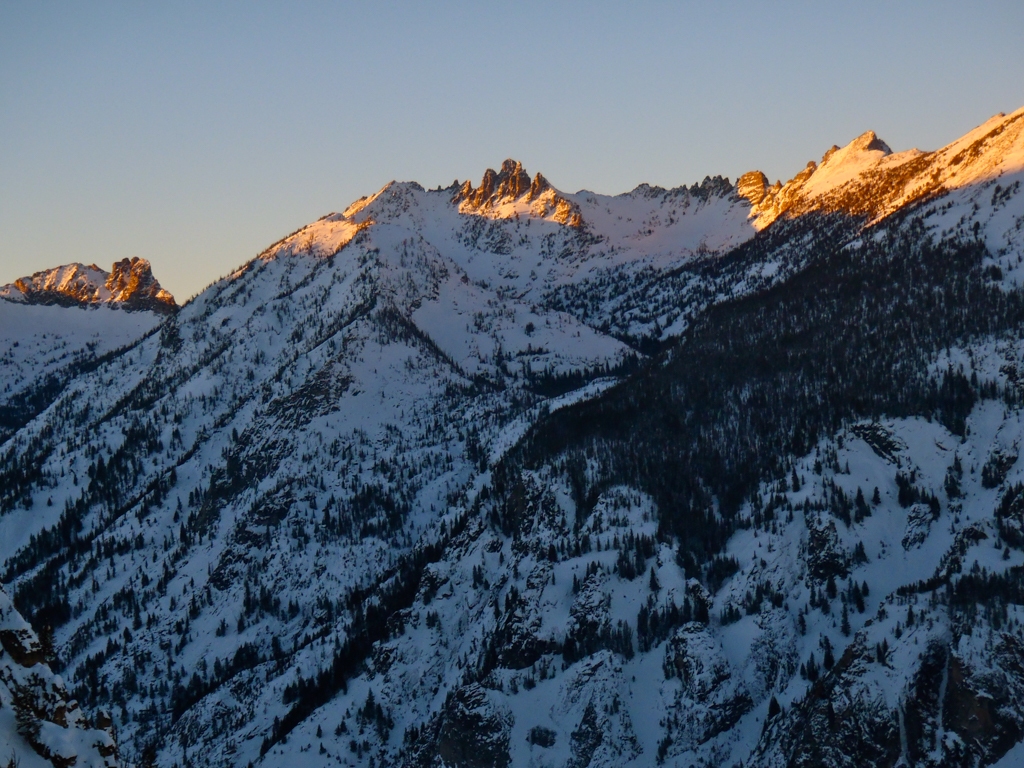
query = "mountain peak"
(849, 129, 892, 155)
(105, 257, 177, 312)
(736, 171, 770, 206)
(453, 160, 584, 227)
(1, 257, 176, 313)
(453, 159, 531, 208)
(739, 127, 899, 227)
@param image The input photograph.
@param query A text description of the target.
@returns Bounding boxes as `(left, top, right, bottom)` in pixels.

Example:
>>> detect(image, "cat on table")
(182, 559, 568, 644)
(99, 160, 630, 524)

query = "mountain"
(1, 258, 176, 315)
(0, 259, 175, 445)
(740, 107, 1024, 234)
(1, 106, 1024, 768)
(452, 159, 586, 228)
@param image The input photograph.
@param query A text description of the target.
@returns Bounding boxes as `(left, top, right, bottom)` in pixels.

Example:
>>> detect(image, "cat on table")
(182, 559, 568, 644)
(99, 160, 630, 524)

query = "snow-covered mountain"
(2, 106, 1024, 768)
(740, 106, 1024, 234)
(2, 258, 176, 314)
(0, 259, 175, 445)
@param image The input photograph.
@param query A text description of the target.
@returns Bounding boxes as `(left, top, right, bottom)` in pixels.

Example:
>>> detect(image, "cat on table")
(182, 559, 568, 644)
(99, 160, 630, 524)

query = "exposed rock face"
(469, 160, 533, 207)
(751, 630, 1024, 768)
(941, 633, 1024, 767)
(662, 622, 754, 751)
(736, 170, 770, 206)
(567, 701, 604, 768)
(453, 159, 585, 227)
(751, 639, 902, 768)
(2, 257, 176, 313)
(0, 626, 47, 667)
(104, 257, 176, 312)
(0, 586, 120, 767)
(737, 109, 1024, 231)
(666, 624, 732, 702)
(805, 515, 849, 581)
(902, 502, 936, 549)
(436, 683, 512, 768)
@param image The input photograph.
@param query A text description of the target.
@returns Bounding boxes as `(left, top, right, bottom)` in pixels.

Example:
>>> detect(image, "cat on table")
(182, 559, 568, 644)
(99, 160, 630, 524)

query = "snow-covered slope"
(0, 267, 173, 445)
(274, 160, 759, 353)
(1, 585, 119, 768)
(0, 200, 633, 765)
(264, 401, 1024, 768)
(0, 257, 176, 443)
(0, 302, 163, 415)
(1, 104, 1024, 768)
(740, 106, 1024, 242)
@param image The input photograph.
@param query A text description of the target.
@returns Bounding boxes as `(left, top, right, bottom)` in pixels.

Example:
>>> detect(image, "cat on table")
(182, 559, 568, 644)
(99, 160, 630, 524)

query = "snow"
(0, 586, 119, 767)
(0, 299, 163, 412)
(367, 347, 1024, 768)
(798, 131, 892, 200)
(486, 377, 619, 465)
(991, 738, 1024, 768)
(0, 262, 112, 303)
(1, 108, 1024, 767)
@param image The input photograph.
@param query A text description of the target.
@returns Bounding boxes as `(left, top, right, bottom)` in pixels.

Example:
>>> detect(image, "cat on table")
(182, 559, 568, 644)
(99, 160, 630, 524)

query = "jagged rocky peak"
(105, 257, 177, 312)
(454, 159, 547, 207)
(453, 159, 584, 227)
(736, 170, 770, 206)
(811, 130, 892, 180)
(485, 159, 531, 201)
(628, 175, 735, 203)
(738, 128, 900, 229)
(849, 129, 892, 155)
(1, 256, 176, 313)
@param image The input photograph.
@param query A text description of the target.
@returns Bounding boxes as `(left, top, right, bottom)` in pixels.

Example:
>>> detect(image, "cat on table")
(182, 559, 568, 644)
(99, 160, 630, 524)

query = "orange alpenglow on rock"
(453, 159, 585, 228)
(2, 256, 177, 313)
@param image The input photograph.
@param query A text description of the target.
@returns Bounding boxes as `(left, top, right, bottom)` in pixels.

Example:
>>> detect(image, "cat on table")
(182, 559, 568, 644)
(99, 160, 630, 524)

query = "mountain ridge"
(1, 257, 176, 314)
(739, 107, 1024, 231)
(1, 105, 1024, 768)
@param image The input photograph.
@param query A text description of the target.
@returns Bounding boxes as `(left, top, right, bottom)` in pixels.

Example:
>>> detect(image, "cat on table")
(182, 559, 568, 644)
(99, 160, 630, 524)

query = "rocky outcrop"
(566, 701, 603, 768)
(805, 514, 849, 581)
(752, 639, 902, 768)
(737, 107, 1024, 233)
(751, 628, 1024, 768)
(2, 257, 176, 313)
(455, 160, 533, 208)
(453, 159, 585, 228)
(736, 171, 770, 207)
(661, 623, 754, 754)
(941, 633, 1024, 767)
(436, 684, 512, 768)
(104, 257, 176, 312)
(0, 586, 120, 767)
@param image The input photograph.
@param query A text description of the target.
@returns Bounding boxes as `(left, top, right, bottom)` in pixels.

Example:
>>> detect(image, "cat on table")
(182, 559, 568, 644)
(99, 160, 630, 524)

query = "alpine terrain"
(3, 106, 1024, 768)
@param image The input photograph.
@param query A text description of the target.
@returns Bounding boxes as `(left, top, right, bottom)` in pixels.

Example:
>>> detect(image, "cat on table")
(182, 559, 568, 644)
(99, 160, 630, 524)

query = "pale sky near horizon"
(2, 1, 1023, 302)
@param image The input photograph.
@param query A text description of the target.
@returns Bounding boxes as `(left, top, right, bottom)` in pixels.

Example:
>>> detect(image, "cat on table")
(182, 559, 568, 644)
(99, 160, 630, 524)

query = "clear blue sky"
(2, 1, 1023, 302)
